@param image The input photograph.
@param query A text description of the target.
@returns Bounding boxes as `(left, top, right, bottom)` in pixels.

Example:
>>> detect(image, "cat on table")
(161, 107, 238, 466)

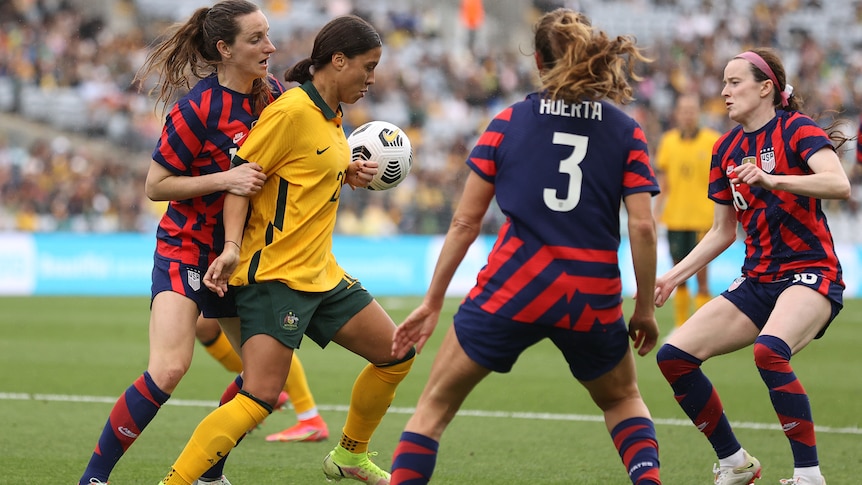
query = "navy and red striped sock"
(754, 334, 818, 467)
(78, 371, 170, 484)
(391, 431, 439, 485)
(611, 417, 661, 484)
(656, 344, 740, 459)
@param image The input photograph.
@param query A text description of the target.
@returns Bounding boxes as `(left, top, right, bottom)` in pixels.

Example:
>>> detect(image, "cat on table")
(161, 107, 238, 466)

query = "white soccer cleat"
(713, 450, 762, 485)
(193, 476, 232, 485)
(779, 476, 826, 485)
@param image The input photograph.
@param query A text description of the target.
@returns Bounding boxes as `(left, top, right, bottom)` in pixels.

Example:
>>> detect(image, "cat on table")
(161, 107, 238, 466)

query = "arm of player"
(203, 193, 249, 297)
(145, 160, 266, 201)
(392, 172, 495, 359)
(623, 191, 659, 356)
(730, 147, 850, 200)
(655, 203, 737, 307)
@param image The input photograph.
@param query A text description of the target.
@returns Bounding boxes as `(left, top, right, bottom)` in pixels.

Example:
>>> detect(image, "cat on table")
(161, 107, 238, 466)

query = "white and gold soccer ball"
(347, 120, 413, 190)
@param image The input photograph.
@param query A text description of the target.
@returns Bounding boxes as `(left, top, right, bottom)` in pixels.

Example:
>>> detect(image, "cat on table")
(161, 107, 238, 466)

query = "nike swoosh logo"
(782, 421, 799, 432)
(316, 146, 330, 155)
(382, 129, 400, 143)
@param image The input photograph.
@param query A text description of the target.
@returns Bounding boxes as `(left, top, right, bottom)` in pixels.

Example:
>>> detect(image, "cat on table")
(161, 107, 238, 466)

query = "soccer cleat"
(83, 480, 108, 484)
(265, 416, 329, 442)
(192, 476, 232, 485)
(713, 451, 762, 485)
(779, 477, 826, 485)
(193, 477, 232, 485)
(274, 390, 290, 410)
(323, 447, 390, 485)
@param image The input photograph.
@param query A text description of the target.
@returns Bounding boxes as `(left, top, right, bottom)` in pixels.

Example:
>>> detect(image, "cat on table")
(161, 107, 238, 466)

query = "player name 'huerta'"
(539, 98, 603, 120)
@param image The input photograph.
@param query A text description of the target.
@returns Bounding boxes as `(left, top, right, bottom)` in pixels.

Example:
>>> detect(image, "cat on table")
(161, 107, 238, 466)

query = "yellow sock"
(202, 330, 243, 374)
(695, 292, 711, 311)
(674, 286, 690, 328)
(162, 392, 270, 485)
(285, 353, 317, 416)
(341, 356, 414, 454)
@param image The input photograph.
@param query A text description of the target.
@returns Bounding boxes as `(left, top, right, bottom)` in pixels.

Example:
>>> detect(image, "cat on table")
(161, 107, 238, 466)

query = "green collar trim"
(300, 80, 341, 120)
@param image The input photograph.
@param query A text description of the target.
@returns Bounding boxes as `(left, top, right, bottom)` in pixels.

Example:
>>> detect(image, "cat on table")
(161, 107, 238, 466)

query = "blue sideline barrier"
(0, 233, 858, 298)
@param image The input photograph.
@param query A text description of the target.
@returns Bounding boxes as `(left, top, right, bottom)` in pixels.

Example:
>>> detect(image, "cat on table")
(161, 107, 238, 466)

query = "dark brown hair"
(740, 47, 801, 111)
(742, 47, 850, 148)
(134, 0, 272, 115)
(284, 15, 381, 85)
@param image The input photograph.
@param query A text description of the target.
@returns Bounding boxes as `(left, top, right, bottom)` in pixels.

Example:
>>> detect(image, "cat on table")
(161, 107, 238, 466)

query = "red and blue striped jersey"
(465, 92, 659, 328)
(709, 110, 843, 284)
(152, 74, 284, 268)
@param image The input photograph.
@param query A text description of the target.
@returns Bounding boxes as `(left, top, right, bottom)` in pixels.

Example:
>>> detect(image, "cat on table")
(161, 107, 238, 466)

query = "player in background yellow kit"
(654, 94, 721, 329)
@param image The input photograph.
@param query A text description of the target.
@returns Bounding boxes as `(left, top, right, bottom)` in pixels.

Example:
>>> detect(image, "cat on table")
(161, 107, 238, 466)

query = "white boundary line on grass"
(3, 392, 861, 436)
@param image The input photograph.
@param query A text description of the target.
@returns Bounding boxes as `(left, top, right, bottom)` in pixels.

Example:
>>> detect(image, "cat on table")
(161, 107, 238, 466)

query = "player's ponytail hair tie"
(782, 83, 794, 105)
(735, 51, 789, 107)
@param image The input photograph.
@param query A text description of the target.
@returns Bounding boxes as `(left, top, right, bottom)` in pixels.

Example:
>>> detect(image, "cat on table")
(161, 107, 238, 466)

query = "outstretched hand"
(391, 302, 440, 359)
(654, 274, 677, 308)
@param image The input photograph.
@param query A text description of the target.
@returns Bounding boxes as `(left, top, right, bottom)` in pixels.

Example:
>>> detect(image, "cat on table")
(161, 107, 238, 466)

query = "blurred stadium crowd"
(0, 0, 860, 239)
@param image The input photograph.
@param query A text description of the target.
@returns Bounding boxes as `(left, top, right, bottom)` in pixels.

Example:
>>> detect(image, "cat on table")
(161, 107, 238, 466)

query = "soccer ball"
(347, 120, 413, 190)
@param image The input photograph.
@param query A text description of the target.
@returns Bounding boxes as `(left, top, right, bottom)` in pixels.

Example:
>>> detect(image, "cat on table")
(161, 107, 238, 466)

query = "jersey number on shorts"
(792, 273, 819, 285)
(544, 132, 588, 212)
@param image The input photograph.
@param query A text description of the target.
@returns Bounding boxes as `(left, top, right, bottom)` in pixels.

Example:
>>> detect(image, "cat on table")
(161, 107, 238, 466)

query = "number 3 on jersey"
(544, 132, 587, 212)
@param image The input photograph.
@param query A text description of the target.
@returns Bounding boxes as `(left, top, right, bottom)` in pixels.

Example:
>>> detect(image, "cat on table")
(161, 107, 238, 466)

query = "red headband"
(735, 51, 789, 107)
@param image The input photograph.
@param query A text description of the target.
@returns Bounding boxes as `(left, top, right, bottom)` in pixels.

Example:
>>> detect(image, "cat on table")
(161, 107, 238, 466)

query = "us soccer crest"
(187, 267, 201, 291)
(759, 147, 776, 173)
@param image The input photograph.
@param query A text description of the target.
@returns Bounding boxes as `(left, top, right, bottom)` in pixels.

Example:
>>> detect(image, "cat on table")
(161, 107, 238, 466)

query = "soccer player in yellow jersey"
(654, 94, 721, 329)
(158, 15, 414, 485)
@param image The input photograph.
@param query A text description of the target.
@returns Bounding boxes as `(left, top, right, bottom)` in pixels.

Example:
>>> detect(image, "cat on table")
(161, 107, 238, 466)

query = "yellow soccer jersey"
(655, 127, 721, 231)
(230, 82, 349, 292)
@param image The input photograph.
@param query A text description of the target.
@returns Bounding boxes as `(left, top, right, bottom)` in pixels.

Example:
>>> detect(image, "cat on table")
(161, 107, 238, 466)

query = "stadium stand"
(0, 0, 860, 238)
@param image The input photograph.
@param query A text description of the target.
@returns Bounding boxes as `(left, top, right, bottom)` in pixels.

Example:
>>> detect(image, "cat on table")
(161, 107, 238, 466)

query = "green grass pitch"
(1, 296, 860, 484)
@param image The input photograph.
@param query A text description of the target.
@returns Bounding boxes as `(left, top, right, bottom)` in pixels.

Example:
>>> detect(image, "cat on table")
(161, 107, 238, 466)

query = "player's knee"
(374, 347, 416, 382)
(655, 343, 675, 369)
(753, 335, 790, 369)
(195, 324, 221, 342)
(655, 343, 700, 381)
(239, 389, 274, 414)
(149, 361, 192, 392)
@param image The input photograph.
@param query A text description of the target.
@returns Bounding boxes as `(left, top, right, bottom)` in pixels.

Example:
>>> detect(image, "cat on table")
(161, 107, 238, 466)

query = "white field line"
(2, 391, 861, 436)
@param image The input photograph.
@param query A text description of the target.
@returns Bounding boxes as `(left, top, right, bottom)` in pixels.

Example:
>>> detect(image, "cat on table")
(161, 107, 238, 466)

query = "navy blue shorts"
(721, 272, 843, 339)
(150, 254, 237, 319)
(453, 298, 630, 381)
